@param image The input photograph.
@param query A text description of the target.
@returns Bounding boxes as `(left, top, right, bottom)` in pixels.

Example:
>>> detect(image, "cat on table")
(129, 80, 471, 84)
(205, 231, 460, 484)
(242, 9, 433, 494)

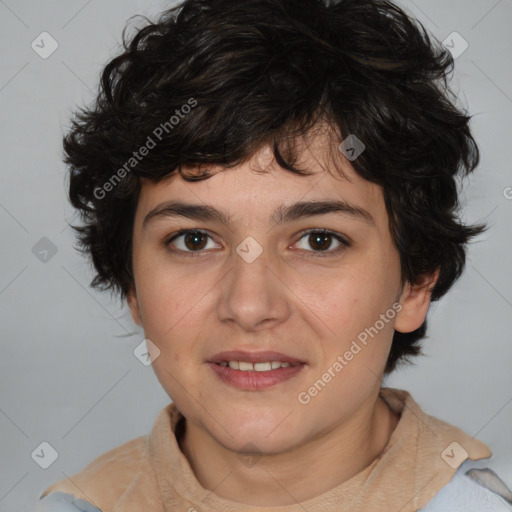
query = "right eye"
(164, 229, 220, 255)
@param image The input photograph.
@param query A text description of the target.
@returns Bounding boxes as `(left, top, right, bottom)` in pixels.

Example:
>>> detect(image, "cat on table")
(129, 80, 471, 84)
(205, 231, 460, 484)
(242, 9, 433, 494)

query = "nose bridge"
(217, 238, 290, 331)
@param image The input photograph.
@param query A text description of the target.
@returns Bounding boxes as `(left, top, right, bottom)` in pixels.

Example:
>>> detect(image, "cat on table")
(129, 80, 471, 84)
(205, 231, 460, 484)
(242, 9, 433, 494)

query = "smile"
(217, 360, 301, 371)
(207, 361, 306, 390)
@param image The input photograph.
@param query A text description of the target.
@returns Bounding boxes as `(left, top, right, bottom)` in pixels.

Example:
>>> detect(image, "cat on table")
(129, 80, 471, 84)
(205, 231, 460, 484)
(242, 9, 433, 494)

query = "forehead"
(134, 131, 387, 229)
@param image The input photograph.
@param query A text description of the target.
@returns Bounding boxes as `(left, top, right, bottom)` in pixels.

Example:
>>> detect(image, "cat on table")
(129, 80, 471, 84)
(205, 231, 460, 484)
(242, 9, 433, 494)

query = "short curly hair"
(64, 0, 485, 374)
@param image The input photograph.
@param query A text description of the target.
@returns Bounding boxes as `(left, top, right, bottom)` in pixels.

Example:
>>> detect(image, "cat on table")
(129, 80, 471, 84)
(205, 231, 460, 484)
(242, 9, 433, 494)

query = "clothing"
(35, 388, 512, 511)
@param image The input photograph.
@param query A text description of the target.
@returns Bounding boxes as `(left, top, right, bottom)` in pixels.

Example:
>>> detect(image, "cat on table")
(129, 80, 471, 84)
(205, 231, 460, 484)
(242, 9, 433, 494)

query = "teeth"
(219, 360, 298, 371)
(254, 362, 271, 371)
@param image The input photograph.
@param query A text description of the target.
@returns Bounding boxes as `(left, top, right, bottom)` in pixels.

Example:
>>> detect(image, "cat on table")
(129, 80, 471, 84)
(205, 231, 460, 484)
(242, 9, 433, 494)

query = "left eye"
(294, 229, 349, 254)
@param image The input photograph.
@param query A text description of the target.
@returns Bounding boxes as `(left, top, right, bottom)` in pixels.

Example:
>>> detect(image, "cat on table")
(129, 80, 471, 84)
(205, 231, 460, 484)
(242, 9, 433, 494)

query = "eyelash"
(163, 228, 350, 258)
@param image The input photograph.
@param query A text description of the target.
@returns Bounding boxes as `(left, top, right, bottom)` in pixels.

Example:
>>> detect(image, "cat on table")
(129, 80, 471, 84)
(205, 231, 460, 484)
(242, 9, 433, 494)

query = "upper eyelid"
(166, 228, 219, 245)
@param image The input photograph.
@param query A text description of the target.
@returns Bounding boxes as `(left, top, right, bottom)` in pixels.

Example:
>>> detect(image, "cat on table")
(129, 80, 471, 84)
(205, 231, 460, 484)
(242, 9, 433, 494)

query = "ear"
(126, 285, 143, 326)
(394, 269, 440, 333)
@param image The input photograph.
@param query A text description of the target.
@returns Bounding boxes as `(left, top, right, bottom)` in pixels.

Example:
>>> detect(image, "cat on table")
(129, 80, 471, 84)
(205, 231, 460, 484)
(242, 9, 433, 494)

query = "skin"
(126, 129, 438, 506)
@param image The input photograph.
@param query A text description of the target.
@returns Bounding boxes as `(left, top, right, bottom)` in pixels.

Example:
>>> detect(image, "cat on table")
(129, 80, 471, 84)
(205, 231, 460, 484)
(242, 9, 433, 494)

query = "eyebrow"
(142, 199, 375, 229)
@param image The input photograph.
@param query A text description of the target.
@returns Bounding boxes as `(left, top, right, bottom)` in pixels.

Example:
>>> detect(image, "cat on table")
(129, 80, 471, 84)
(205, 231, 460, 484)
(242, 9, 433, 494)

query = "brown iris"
(183, 231, 208, 251)
(307, 232, 332, 251)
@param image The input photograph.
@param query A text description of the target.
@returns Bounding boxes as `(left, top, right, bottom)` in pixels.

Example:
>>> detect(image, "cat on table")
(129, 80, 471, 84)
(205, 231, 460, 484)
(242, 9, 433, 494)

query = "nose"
(216, 244, 292, 332)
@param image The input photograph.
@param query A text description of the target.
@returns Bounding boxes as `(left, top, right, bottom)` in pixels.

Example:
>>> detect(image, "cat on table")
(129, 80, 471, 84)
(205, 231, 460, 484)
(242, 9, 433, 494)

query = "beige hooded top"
(40, 388, 492, 512)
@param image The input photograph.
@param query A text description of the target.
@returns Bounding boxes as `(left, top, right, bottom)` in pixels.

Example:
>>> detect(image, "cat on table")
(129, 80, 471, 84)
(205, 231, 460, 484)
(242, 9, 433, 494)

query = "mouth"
(207, 350, 305, 368)
(206, 350, 307, 390)
(214, 360, 301, 371)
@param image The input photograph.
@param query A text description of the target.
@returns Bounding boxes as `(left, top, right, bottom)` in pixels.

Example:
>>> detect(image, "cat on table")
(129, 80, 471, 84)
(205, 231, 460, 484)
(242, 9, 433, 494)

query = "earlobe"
(126, 286, 142, 326)
(394, 269, 439, 333)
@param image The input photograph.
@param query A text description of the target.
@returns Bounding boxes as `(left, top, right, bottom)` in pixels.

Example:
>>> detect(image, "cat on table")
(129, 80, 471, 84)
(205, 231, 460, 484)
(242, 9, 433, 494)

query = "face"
(127, 131, 433, 455)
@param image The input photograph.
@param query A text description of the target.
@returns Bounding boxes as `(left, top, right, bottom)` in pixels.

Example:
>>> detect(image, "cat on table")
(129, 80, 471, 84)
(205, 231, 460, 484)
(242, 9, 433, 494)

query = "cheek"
(142, 279, 207, 399)
(301, 267, 384, 329)
(135, 270, 221, 398)
(137, 264, 214, 337)
(303, 262, 397, 359)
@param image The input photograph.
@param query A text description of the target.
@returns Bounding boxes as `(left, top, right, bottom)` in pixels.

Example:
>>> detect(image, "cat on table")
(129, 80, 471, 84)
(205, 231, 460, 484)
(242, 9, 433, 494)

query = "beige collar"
(41, 388, 491, 512)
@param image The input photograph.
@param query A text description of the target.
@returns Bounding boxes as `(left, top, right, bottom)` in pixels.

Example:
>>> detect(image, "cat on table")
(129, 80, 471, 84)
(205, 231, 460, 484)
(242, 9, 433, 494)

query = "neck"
(178, 392, 400, 507)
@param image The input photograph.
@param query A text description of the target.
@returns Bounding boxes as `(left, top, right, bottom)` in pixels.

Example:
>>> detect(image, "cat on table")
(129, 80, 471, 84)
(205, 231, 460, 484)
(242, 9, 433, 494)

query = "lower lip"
(207, 362, 306, 390)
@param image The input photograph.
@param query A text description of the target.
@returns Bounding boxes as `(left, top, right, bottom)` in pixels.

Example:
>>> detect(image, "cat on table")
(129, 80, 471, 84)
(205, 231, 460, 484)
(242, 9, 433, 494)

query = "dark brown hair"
(64, 0, 485, 373)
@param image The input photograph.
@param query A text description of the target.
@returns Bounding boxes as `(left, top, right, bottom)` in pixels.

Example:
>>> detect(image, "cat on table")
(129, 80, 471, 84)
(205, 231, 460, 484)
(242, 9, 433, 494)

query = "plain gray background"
(0, 1, 511, 511)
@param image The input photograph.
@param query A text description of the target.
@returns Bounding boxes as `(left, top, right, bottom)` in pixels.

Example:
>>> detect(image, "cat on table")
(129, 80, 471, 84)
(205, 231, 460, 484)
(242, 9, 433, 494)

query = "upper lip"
(208, 350, 305, 365)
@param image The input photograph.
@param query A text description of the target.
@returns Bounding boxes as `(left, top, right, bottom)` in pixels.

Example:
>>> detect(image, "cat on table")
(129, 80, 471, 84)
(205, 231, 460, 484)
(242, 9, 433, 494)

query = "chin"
(212, 411, 304, 453)
(224, 431, 300, 456)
